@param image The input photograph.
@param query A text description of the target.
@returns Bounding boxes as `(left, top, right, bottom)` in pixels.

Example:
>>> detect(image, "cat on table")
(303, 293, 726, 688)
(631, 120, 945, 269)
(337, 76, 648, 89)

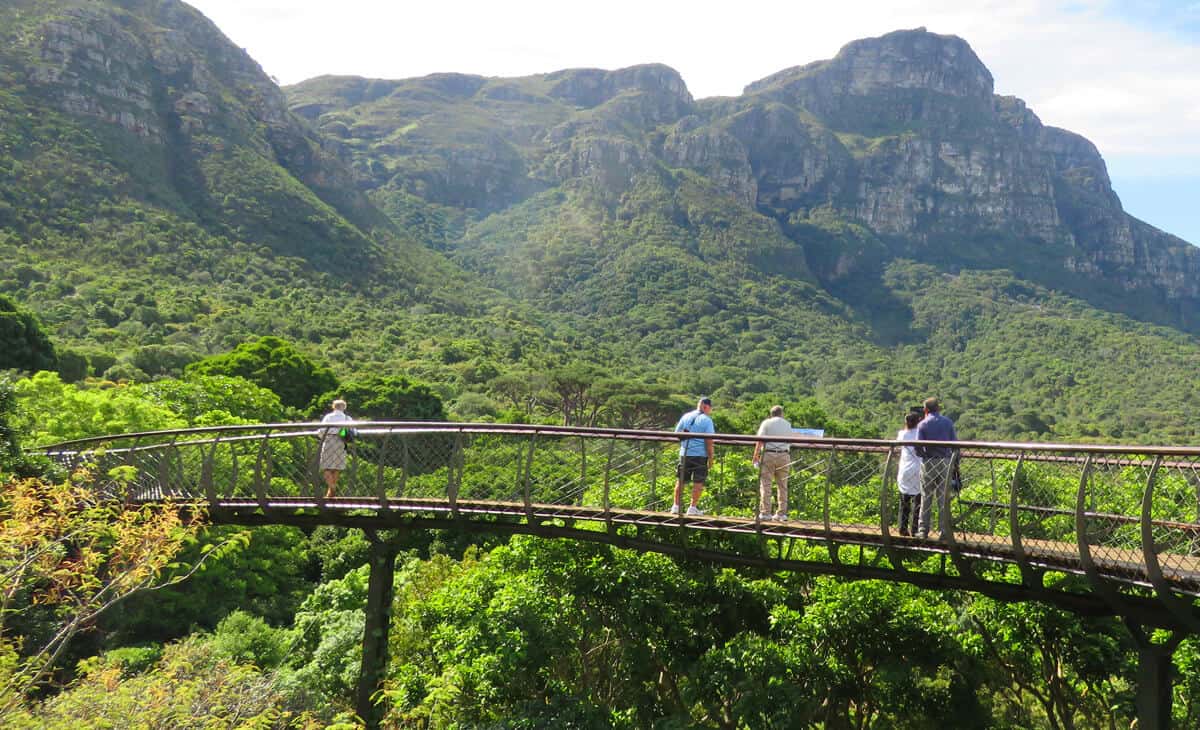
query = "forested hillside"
(0, 1, 1196, 441)
(0, 0, 566, 393)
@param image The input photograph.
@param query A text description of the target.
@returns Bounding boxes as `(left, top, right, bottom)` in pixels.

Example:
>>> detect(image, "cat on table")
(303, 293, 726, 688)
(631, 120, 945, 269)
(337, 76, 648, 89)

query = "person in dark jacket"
(914, 397, 957, 539)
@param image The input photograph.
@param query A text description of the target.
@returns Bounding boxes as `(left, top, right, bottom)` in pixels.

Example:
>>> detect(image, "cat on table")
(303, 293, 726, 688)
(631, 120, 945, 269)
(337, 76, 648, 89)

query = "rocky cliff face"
(738, 29, 1198, 309)
(13, 0, 392, 266)
(287, 27, 1197, 323)
(14, 5, 1196, 327)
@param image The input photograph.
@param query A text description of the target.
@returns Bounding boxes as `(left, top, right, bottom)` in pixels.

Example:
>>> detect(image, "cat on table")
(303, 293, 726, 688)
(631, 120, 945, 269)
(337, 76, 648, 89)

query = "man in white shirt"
(752, 405, 792, 520)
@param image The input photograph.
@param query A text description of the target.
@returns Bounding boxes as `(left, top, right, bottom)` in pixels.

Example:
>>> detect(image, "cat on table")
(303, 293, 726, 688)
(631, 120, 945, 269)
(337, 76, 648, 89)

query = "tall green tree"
(185, 336, 338, 411)
(964, 594, 1136, 728)
(0, 296, 57, 375)
(309, 376, 445, 421)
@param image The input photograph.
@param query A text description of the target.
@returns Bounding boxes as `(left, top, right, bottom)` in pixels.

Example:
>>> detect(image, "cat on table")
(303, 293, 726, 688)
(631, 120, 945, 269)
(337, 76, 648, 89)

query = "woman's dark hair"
(905, 412, 921, 429)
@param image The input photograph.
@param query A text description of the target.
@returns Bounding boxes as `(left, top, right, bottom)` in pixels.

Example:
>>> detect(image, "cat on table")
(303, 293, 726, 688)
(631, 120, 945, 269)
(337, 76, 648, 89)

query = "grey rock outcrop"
(286, 26, 1197, 319)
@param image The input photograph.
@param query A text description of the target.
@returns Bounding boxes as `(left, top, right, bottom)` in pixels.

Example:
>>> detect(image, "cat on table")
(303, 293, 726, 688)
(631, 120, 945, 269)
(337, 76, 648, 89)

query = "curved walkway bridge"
(41, 423, 1200, 728)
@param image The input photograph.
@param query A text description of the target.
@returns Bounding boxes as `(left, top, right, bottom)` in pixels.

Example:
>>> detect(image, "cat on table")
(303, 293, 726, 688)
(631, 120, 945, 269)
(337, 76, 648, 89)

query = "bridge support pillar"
(356, 531, 398, 730)
(1126, 620, 1182, 730)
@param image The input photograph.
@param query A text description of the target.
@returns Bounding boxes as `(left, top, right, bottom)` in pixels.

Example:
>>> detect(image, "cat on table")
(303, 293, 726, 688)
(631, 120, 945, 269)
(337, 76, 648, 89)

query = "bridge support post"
(356, 530, 398, 730)
(1126, 619, 1182, 730)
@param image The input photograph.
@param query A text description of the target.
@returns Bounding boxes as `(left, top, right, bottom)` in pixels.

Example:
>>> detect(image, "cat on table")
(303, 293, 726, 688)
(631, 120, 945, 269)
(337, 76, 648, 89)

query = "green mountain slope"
(285, 29, 1200, 442)
(0, 0, 519, 380)
(3, 4, 1198, 443)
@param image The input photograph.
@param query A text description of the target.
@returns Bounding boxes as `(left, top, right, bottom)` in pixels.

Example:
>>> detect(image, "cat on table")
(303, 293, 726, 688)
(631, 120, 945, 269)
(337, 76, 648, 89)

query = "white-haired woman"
(319, 399, 352, 498)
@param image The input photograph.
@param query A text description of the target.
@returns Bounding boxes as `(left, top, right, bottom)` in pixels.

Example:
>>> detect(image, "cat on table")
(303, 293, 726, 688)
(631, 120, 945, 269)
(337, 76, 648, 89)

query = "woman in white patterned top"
(319, 399, 352, 498)
(896, 411, 922, 536)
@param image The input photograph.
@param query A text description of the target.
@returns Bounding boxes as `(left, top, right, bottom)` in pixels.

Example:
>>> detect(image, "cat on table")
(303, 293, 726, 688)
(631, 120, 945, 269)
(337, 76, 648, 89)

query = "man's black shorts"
(678, 455, 709, 483)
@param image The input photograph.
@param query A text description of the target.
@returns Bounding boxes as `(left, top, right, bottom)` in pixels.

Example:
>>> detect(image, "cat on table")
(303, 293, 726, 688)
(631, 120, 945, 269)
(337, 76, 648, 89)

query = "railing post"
(448, 432, 463, 518)
(941, 450, 975, 579)
(356, 531, 398, 730)
(755, 443, 768, 527)
(255, 429, 272, 510)
(201, 437, 219, 507)
(312, 427, 327, 505)
(121, 436, 143, 504)
(602, 438, 615, 530)
(878, 446, 896, 536)
(522, 432, 538, 521)
(375, 431, 389, 507)
(824, 447, 839, 565)
(156, 435, 179, 501)
(1072, 454, 1137, 617)
(878, 447, 907, 573)
(1007, 453, 1038, 586)
(229, 439, 239, 502)
(1139, 456, 1200, 633)
(649, 443, 659, 510)
(578, 437, 587, 507)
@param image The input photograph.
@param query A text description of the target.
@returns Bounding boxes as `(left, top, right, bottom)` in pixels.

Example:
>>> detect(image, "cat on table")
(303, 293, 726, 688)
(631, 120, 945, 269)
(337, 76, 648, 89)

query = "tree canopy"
(185, 336, 338, 412)
(0, 296, 57, 375)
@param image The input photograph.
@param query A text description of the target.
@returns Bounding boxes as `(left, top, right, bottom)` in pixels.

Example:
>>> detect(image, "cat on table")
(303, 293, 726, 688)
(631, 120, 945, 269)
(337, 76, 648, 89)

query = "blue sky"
(1108, 0, 1200, 40)
(187, 0, 1199, 245)
(1096, 1, 1199, 242)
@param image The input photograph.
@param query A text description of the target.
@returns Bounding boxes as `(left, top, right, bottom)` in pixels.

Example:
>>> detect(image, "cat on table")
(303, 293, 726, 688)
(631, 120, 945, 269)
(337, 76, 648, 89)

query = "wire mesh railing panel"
(123, 447, 175, 502)
(171, 444, 206, 500)
(786, 450, 834, 523)
(82, 446, 132, 501)
(642, 442, 678, 513)
(577, 437, 653, 511)
(1082, 457, 1148, 574)
(826, 448, 888, 527)
(592, 440, 669, 512)
(463, 432, 544, 504)
(267, 434, 320, 500)
(951, 451, 1011, 551)
(525, 434, 589, 507)
(1007, 454, 1082, 544)
(1150, 457, 1200, 584)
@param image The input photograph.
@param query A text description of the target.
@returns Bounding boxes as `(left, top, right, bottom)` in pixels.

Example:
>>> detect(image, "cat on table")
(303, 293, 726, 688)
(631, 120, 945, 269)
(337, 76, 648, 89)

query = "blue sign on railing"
(793, 428, 825, 437)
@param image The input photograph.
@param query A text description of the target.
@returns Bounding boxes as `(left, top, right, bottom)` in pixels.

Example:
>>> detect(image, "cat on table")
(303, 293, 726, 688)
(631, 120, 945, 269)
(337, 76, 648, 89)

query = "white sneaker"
(686, 505, 703, 516)
(758, 512, 773, 521)
(668, 504, 681, 514)
(774, 512, 788, 522)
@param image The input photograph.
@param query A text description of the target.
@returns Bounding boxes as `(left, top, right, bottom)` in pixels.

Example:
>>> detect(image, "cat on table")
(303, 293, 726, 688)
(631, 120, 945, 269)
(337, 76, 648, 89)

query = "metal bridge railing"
(38, 423, 1200, 600)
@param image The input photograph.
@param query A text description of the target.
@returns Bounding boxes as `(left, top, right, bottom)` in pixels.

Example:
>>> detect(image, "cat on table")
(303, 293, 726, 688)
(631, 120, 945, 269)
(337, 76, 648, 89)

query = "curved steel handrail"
(34, 422, 1200, 627)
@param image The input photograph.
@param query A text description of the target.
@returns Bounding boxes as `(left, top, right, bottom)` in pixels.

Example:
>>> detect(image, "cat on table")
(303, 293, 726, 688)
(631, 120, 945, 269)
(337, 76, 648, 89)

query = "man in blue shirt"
(672, 397, 715, 516)
(915, 397, 958, 539)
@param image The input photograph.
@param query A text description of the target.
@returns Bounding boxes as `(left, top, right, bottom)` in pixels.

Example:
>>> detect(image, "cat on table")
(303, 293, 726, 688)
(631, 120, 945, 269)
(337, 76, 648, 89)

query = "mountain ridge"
(285, 27, 1198, 335)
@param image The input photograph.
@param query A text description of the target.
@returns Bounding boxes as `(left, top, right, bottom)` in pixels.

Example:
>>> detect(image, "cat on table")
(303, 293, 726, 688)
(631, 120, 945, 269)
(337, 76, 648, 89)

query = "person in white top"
(896, 411, 922, 536)
(319, 399, 353, 498)
(752, 405, 792, 520)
